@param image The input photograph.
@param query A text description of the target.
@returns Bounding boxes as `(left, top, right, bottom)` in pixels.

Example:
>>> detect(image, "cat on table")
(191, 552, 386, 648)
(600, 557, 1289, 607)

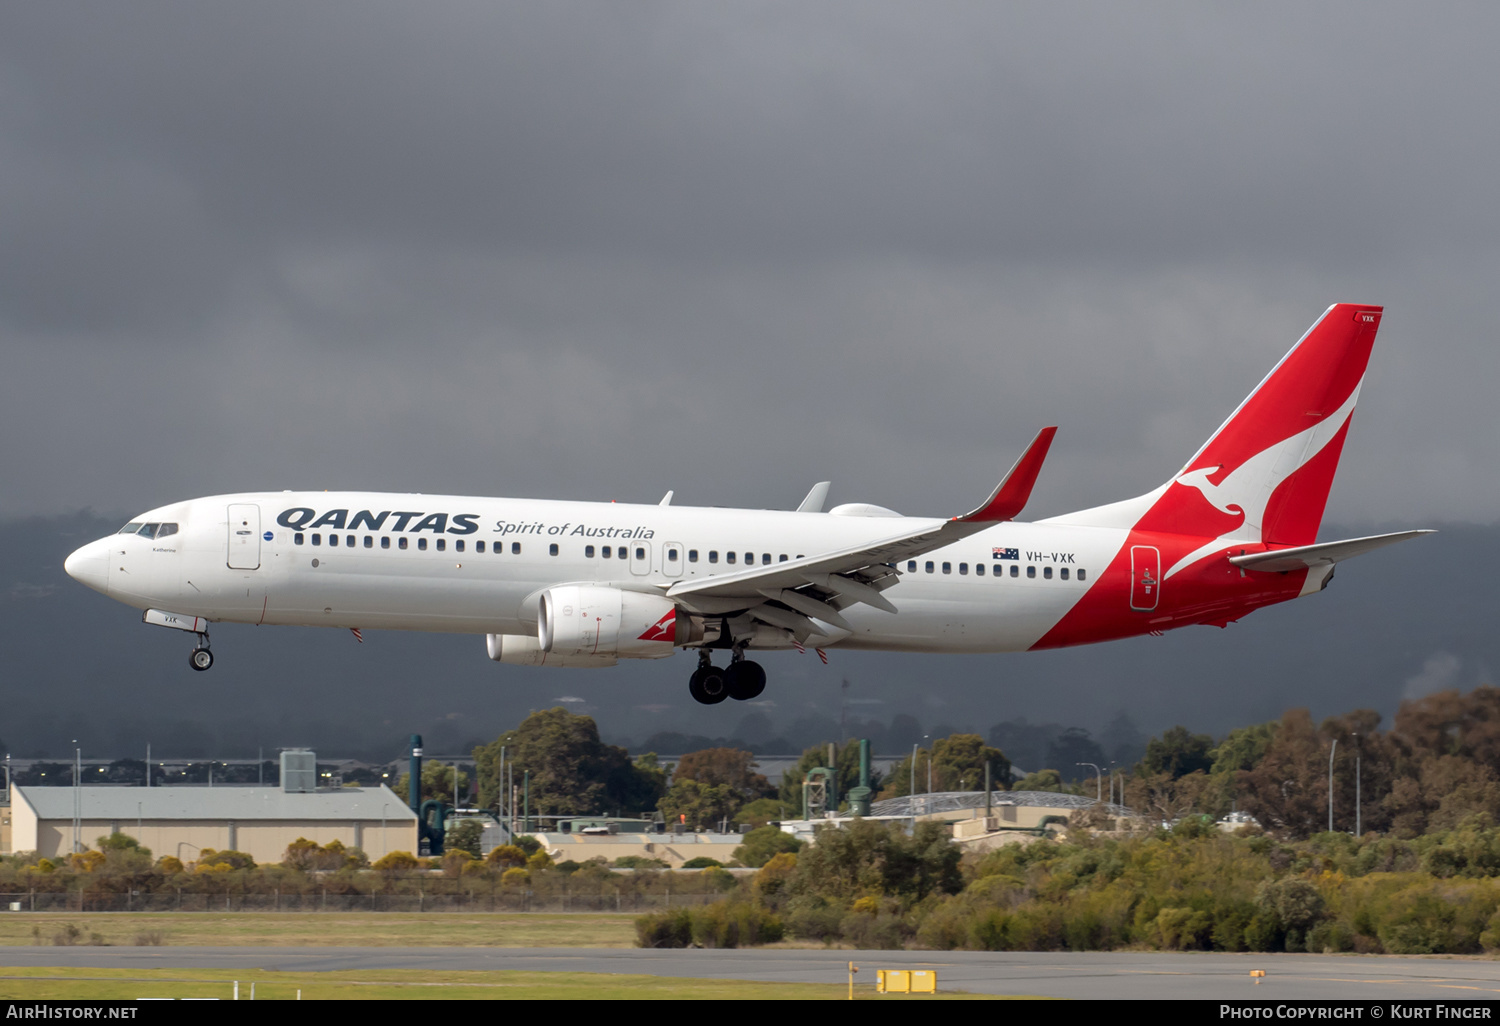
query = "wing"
(1228, 530, 1433, 573)
(664, 428, 1057, 641)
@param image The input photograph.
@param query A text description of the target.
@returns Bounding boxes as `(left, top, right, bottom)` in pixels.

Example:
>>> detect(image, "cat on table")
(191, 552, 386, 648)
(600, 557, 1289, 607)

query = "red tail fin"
(1050, 304, 1382, 549)
(1144, 303, 1381, 546)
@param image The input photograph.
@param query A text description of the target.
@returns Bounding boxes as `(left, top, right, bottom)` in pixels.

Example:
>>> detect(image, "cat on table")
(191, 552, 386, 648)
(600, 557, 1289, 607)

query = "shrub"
(635, 908, 692, 948)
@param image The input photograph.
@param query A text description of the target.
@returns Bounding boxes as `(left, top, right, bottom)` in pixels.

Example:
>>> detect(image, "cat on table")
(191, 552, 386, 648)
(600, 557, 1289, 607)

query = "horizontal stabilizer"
(1228, 530, 1434, 572)
(955, 427, 1057, 524)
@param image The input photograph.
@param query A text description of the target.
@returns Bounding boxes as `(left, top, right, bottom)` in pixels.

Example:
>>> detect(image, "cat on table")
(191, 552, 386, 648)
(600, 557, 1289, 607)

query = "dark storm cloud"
(1, 2, 1497, 522)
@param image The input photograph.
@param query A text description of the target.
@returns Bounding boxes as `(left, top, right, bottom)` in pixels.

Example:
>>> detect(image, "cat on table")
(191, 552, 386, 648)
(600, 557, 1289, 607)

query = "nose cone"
(64, 538, 111, 595)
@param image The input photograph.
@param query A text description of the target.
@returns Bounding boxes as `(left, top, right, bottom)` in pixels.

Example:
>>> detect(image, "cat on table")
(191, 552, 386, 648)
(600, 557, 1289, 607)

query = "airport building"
(6, 785, 417, 864)
(2, 751, 418, 864)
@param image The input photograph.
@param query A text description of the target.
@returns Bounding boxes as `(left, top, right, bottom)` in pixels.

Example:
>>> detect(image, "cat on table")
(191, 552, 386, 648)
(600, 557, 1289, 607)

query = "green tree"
(394, 761, 469, 805)
(1138, 726, 1216, 779)
(474, 708, 666, 815)
(673, 748, 773, 801)
(789, 819, 961, 904)
(882, 734, 1010, 798)
(660, 778, 741, 830)
(444, 819, 484, 858)
(732, 826, 803, 868)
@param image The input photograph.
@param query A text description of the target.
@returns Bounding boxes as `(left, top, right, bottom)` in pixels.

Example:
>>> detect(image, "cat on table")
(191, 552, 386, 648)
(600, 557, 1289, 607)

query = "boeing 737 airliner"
(65, 304, 1429, 705)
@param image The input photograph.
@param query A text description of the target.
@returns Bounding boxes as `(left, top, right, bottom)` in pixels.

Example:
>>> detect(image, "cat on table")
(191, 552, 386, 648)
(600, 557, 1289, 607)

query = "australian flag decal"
(993, 547, 1019, 560)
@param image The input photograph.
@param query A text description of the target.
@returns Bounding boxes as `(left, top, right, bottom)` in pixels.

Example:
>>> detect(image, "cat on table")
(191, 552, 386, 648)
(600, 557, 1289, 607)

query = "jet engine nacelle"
(537, 585, 684, 660)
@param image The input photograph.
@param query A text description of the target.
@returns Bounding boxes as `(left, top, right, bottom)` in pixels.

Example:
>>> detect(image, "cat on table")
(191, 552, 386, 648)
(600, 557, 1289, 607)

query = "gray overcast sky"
(4, 2, 1498, 525)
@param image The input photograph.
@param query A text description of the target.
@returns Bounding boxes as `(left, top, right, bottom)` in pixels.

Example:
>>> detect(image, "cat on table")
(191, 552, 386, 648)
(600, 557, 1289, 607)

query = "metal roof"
(16, 786, 417, 821)
(867, 790, 1132, 818)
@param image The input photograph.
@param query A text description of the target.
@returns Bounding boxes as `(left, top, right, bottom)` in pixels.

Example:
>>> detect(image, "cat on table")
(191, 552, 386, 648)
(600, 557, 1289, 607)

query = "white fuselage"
(67, 490, 1123, 654)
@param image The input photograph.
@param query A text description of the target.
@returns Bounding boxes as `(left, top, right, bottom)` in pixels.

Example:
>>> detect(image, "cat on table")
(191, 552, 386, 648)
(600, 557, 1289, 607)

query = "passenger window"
(709, 551, 719, 563)
(976, 564, 985, 576)
(476, 541, 485, 553)
(1060, 567, 1068, 580)
(550, 543, 560, 556)
(586, 545, 595, 558)
(312, 533, 321, 546)
(1027, 565, 1036, 578)
(727, 552, 737, 564)
(602, 546, 611, 558)
(925, 561, 934, 573)
(1010, 565, 1018, 578)
(779, 554, 788, 562)
(343, 535, 352, 547)
(744, 552, 753, 565)
(668, 548, 679, 561)
(399, 537, 408, 550)
(762, 553, 771, 565)
(942, 562, 952, 574)
(329, 535, 338, 547)
(688, 550, 698, 562)
(1044, 566, 1053, 579)
(619, 547, 627, 559)
(635, 547, 645, 560)
(512, 543, 522, 555)
(295, 533, 304, 545)
(364, 536, 373, 548)
(1078, 569, 1087, 581)
(436, 539, 446, 552)
(959, 563, 968, 575)
(907, 561, 917, 572)
(157, 523, 178, 538)
(418, 538, 428, 551)
(381, 537, 390, 549)
(455, 540, 464, 552)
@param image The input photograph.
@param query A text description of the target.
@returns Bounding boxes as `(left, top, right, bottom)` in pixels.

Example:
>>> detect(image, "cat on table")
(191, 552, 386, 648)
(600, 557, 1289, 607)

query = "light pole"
(72, 740, 82, 855)
(923, 735, 932, 795)
(1327, 738, 1338, 833)
(1077, 762, 1103, 802)
(1353, 733, 1361, 837)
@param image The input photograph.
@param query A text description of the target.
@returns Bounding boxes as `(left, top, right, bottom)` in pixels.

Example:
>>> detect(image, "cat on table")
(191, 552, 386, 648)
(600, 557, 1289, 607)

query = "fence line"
(0, 890, 720, 913)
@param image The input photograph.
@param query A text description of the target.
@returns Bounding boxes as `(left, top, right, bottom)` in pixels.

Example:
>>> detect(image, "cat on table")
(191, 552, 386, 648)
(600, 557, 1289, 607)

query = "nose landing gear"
(188, 633, 214, 672)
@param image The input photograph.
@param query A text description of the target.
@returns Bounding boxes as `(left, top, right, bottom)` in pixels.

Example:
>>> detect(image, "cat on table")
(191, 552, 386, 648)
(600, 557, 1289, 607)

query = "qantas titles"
(275, 508, 656, 540)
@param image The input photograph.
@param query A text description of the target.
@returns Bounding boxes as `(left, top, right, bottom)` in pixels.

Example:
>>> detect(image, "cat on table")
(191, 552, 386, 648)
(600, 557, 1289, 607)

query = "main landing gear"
(688, 648, 766, 705)
(188, 632, 214, 672)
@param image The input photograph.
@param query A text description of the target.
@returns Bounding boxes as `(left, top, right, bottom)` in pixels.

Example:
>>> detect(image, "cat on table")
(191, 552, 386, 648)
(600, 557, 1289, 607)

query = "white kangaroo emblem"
(1163, 381, 1362, 579)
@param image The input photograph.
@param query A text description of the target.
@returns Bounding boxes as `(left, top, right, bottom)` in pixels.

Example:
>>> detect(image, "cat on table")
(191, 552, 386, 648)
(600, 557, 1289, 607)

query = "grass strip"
(0, 966, 1016, 1000)
(0, 912, 637, 948)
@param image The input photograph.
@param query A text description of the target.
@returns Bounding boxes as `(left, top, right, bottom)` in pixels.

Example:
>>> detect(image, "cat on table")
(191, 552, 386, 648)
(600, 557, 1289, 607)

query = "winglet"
(954, 427, 1057, 523)
(796, 481, 832, 513)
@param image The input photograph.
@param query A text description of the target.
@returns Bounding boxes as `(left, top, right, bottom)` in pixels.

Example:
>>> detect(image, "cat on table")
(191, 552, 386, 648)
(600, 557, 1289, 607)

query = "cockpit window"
(120, 522, 178, 539)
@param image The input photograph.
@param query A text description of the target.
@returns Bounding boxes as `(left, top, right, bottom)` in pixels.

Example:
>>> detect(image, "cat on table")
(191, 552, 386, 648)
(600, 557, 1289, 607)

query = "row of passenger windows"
(906, 559, 1087, 581)
(118, 521, 179, 539)
(287, 533, 1083, 580)
(291, 535, 802, 565)
(294, 533, 527, 553)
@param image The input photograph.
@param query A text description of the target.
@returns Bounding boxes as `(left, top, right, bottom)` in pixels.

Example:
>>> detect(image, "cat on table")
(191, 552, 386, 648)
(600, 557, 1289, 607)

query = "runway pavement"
(6, 946, 1500, 1000)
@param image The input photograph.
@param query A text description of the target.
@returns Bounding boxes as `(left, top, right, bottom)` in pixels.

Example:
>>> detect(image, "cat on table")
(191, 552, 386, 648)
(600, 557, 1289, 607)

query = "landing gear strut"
(689, 650, 728, 704)
(688, 647, 765, 704)
(188, 632, 214, 672)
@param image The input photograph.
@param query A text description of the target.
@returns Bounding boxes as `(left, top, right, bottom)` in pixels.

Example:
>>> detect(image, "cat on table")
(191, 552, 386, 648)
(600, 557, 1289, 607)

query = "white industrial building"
(5, 782, 417, 865)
